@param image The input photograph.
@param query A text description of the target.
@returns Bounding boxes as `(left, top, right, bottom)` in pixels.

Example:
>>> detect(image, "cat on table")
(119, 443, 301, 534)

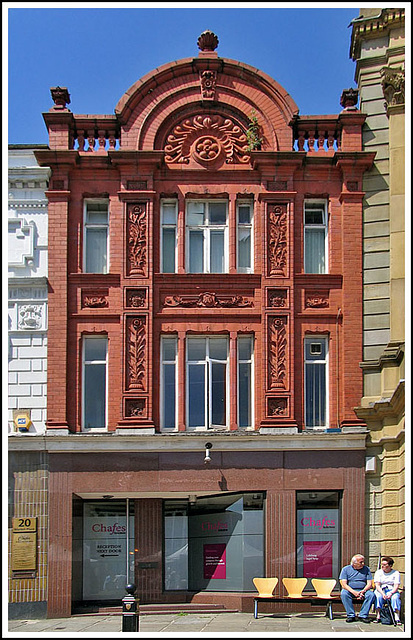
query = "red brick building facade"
(31, 32, 375, 616)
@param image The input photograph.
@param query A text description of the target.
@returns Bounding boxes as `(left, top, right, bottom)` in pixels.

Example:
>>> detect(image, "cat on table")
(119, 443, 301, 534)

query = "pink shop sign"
(203, 543, 226, 579)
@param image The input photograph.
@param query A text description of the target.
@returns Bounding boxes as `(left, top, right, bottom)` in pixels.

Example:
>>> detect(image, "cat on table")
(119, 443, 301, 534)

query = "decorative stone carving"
(164, 292, 253, 308)
(268, 204, 287, 276)
(164, 115, 249, 166)
(127, 317, 146, 391)
(125, 398, 146, 418)
(127, 204, 147, 276)
(18, 304, 43, 330)
(340, 88, 359, 110)
(50, 86, 71, 110)
(82, 292, 108, 308)
(268, 289, 287, 308)
(305, 292, 329, 308)
(268, 317, 287, 390)
(200, 70, 217, 100)
(197, 30, 219, 52)
(126, 289, 147, 308)
(268, 397, 288, 417)
(381, 67, 405, 110)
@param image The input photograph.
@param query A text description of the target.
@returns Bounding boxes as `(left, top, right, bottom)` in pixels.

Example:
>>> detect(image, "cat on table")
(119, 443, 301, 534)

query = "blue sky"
(6, 4, 361, 144)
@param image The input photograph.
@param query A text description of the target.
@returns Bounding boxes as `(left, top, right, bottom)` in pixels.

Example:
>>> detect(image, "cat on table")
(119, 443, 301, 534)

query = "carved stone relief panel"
(267, 204, 288, 277)
(305, 291, 329, 309)
(164, 291, 253, 308)
(267, 397, 289, 418)
(164, 114, 249, 166)
(125, 288, 147, 309)
(124, 398, 147, 419)
(126, 316, 147, 391)
(126, 203, 147, 276)
(267, 288, 288, 308)
(200, 70, 217, 100)
(81, 290, 109, 308)
(268, 316, 288, 390)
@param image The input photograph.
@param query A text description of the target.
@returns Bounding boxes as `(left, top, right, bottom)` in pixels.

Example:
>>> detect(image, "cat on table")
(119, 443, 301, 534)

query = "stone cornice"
(355, 379, 405, 422)
(350, 8, 405, 61)
(7, 431, 367, 453)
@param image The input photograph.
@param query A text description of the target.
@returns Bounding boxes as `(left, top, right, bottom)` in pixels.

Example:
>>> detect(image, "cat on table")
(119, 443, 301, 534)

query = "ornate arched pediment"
(164, 114, 250, 166)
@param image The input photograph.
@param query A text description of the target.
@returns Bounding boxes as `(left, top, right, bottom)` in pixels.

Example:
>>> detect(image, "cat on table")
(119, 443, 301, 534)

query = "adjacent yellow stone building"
(350, 7, 405, 581)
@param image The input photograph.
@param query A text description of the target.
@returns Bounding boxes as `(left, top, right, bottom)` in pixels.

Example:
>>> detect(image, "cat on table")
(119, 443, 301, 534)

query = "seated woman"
(373, 556, 402, 625)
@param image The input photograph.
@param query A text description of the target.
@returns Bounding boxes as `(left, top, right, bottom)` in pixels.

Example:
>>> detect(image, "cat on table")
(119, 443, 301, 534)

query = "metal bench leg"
(254, 599, 258, 619)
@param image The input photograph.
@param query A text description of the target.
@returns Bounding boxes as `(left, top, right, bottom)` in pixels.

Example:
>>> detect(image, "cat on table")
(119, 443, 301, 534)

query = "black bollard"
(122, 583, 139, 632)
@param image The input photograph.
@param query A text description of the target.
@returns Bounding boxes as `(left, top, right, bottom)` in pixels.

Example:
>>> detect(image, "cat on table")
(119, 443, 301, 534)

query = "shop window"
(304, 201, 328, 274)
(238, 335, 254, 428)
(82, 336, 108, 430)
(296, 491, 341, 582)
(84, 200, 109, 273)
(237, 201, 253, 273)
(164, 492, 264, 592)
(80, 500, 135, 601)
(304, 336, 328, 429)
(161, 336, 177, 429)
(161, 199, 177, 273)
(186, 200, 228, 273)
(187, 336, 228, 429)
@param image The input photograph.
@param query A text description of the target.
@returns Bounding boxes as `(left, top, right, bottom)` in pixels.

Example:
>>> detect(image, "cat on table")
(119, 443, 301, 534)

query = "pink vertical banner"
(203, 543, 226, 579)
(303, 541, 333, 578)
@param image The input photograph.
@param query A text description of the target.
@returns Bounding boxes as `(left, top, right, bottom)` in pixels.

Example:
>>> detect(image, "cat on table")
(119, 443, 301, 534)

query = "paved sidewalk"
(6, 611, 407, 636)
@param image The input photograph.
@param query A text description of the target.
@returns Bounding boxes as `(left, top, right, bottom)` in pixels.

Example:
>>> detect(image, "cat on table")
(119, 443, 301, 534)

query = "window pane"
(238, 228, 251, 269)
(238, 362, 251, 427)
(162, 228, 176, 272)
(162, 204, 176, 224)
(305, 363, 326, 427)
(209, 202, 227, 225)
(210, 231, 225, 273)
(84, 363, 106, 428)
(209, 338, 227, 360)
(211, 362, 226, 425)
(86, 228, 107, 273)
(86, 210, 108, 224)
(304, 228, 325, 274)
(187, 338, 206, 361)
(188, 364, 205, 427)
(238, 205, 251, 224)
(305, 209, 324, 225)
(189, 231, 204, 272)
(163, 337, 177, 361)
(305, 340, 326, 360)
(84, 338, 107, 361)
(187, 202, 205, 226)
(163, 364, 176, 428)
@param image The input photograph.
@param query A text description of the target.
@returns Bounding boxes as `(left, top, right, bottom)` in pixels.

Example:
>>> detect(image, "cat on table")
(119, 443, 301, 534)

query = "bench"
(253, 594, 341, 620)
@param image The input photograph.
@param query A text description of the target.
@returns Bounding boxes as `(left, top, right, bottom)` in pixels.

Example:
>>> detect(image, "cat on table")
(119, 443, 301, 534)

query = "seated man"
(339, 554, 375, 623)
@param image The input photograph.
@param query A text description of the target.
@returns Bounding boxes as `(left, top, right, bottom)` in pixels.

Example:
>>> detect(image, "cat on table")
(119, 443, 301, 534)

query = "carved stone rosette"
(268, 204, 287, 276)
(164, 115, 249, 165)
(268, 317, 287, 390)
(126, 317, 146, 391)
(127, 204, 147, 276)
(164, 292, 253, 308)
(200, 70, 217, 100)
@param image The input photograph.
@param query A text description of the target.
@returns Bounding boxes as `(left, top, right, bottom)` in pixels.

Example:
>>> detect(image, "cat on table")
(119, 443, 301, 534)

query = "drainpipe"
(336, 308, 342, 427)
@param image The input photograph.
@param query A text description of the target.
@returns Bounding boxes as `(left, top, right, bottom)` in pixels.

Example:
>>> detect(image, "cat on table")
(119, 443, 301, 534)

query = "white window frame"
(160, 335, 178, 430)
(160, 199, 178, 273)
(82, 335, 108, 432)
(237, 335, 254, 428)
(304, 335, 329, 429)
(237, 200, 254, 273)
(83, 199, 109, 273)
(185, 200, 228, 273)
(186, 336, 229, 430)
(303, 200, 328, 274)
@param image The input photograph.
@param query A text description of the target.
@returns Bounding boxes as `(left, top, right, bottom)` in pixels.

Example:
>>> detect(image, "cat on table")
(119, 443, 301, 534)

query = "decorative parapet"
(381, 67, 405, 112)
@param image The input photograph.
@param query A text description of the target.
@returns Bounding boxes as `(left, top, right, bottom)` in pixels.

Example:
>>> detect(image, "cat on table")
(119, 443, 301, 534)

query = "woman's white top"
(374, 568, 401, 590)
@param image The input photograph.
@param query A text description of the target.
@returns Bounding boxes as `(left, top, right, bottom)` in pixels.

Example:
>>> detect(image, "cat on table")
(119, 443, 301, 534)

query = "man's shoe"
(346, 617, 356, 623)
(358, 617, 371, 623)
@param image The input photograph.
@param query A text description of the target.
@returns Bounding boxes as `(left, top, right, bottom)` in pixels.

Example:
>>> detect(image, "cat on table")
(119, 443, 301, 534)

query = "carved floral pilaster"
(268, 204, 287, 276)
(268, 317, 287, 390)
(127, 317, 146, 391)
(127, 204, 147, 276)
(200, 70, 217, 100)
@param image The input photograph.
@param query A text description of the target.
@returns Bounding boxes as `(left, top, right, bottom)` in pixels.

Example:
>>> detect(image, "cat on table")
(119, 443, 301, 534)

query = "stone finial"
(340, 88, 359, 110)
(50, 86, 71, 110)
(197, 30, 219, 52)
